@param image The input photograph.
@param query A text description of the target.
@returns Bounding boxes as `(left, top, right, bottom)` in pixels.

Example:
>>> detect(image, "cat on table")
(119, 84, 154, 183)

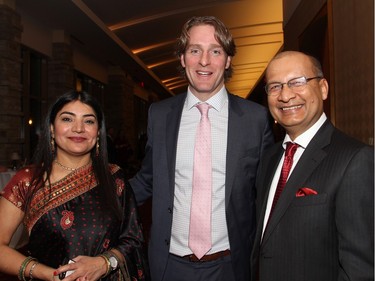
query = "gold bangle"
(29, 262, 39, 280)
(98, 254, 111, 277)
(18, 257, 37, 281)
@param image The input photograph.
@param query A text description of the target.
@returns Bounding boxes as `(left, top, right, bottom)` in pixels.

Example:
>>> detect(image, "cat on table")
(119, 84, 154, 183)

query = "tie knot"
(285, 142, 299, 158)
(196, 103, 211, 117)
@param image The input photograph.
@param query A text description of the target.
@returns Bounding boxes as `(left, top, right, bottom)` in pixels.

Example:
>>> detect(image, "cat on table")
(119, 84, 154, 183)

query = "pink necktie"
(189, 103, 212, 259)
(269, 142, 299, 218)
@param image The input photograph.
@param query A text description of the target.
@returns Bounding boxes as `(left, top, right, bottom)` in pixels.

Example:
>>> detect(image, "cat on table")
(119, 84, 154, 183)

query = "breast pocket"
(292, 193, 327, 206)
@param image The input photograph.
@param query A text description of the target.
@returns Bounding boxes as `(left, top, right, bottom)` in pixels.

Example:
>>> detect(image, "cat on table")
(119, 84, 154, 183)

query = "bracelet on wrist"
(18, 256, 37, 281)
(98, 254, 111, 277)
(29, 262, 39, 280)
(103, 251, 120, 271)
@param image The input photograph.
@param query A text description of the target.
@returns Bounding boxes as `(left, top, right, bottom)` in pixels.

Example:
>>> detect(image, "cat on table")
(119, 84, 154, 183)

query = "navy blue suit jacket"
(130, 92, 274, 281)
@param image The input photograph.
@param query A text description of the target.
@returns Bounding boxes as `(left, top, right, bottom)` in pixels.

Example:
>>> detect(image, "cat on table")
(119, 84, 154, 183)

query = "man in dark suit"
(251, 51, 374, 281)
(129, 16, 274, 281)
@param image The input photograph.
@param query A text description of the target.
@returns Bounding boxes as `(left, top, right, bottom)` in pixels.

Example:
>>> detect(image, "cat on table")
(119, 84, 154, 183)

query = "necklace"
(55, 160, 76, 171)
(54, 160, 78, 171)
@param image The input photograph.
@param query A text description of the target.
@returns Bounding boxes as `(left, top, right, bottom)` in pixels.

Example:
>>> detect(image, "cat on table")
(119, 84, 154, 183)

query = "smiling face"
(51, 100, 99, 160)
(180, 24, 231, 101)
(265, 52, 329, 140)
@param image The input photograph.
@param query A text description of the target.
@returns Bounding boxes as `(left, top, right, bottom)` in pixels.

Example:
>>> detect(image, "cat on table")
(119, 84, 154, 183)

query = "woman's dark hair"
(175, 16, 237, 81)
(29, 90, 122, 219)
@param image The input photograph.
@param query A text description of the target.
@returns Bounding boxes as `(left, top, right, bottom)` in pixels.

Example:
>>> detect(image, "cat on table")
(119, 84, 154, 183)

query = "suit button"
(167, 207, 172, 214)
(164, 239, 170, 245)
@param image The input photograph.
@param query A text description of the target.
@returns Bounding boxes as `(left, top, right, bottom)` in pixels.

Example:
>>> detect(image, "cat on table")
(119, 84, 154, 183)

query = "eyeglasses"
(265, 76, 323, 96)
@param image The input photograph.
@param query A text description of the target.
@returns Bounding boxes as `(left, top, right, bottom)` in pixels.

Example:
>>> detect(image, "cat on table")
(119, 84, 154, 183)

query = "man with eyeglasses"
(251, 51, 373, 281)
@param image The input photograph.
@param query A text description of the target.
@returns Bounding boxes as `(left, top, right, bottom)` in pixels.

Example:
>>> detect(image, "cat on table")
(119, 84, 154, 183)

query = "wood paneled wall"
(283, 0, 374, 145)
(331, 0, 374, 145)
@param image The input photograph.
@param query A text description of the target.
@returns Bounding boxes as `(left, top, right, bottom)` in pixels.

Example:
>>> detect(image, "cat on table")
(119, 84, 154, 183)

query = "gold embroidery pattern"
(25, 165, 97, 232)
(3, 165, 121, 234)
(24, 164, 121, 233)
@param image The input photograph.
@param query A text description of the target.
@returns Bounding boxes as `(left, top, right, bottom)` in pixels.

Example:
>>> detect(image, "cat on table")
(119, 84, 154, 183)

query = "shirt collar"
(283, 113, 327, 149)
(186, 85, 228, 112)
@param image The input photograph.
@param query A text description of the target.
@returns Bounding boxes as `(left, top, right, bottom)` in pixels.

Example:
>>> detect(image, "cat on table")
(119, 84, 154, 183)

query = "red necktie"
(269, 142, 299, 218)
(189, 103, 212, 259)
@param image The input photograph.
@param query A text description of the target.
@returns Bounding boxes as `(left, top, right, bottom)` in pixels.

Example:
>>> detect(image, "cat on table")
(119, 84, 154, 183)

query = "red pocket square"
(296, 187, 318, 197)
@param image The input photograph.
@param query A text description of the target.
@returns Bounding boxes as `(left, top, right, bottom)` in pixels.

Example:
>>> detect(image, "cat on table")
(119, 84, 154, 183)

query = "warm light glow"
(147, 58, 177, 69)
(28, 119, 33, 125)
(77, 0, 284, 98)
(162, 77, 180, 83)
(132, 40, 175, 54)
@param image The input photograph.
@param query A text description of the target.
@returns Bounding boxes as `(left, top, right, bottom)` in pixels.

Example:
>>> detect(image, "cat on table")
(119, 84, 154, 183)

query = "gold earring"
(96, 137, 99, 157)
(51, 137, 55, 153)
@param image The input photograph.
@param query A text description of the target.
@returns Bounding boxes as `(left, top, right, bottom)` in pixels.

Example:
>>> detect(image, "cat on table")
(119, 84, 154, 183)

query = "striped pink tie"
(189, 103, 212, 259)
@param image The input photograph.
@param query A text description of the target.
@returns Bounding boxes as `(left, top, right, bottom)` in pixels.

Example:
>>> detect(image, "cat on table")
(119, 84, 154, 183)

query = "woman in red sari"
(0, 91, 148, 281)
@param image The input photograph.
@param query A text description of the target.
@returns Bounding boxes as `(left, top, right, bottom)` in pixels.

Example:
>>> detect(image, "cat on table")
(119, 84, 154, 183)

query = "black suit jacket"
(130, 92, 274, 281)
(251, 120, 374, 281)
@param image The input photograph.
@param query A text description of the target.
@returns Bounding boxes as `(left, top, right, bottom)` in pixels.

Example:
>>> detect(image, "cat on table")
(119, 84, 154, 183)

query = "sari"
(2, 164, 148, 280)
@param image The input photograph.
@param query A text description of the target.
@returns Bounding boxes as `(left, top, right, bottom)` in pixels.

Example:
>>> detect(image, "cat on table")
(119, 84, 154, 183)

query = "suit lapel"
(258, 148, 282, 218)
(225, 94, 244, 207)
(253, 146, 283, 248)
(262, 121, 334, 244)
(166, 94, 186, 198)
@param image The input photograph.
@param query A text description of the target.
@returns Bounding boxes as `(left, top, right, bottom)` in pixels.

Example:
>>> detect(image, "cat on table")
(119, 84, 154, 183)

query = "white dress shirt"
(262, 113, 328, 237)
(170, 86, 230, 256)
